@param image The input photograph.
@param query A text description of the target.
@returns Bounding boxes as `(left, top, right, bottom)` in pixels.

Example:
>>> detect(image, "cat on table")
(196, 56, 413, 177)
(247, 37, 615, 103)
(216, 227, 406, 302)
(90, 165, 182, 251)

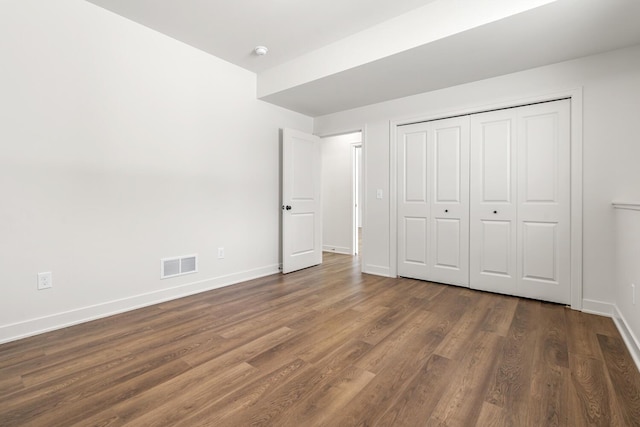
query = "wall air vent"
(161, 254, 198, 279)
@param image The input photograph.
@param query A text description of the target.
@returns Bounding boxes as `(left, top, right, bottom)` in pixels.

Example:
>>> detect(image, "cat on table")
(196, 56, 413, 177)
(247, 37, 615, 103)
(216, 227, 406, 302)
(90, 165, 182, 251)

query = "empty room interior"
(2, 0, 640, 425)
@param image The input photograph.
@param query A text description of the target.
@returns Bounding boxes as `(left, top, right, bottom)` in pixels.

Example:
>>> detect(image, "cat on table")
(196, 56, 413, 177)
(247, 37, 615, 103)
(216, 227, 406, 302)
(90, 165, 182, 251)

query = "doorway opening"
(320, 131, 363, 258)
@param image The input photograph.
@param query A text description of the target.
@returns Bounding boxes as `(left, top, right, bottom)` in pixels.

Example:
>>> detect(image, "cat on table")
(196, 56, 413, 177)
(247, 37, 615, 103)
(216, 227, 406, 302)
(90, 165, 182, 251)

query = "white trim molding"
(323, 246, 352, 255)
(363, 264, 393, 277)
(581, 299, 615, 317)
(613, 305, 640, 373)
(612, 201, 640, 211)
(582, 299, 640, 373)
(0, 264, 280, 344)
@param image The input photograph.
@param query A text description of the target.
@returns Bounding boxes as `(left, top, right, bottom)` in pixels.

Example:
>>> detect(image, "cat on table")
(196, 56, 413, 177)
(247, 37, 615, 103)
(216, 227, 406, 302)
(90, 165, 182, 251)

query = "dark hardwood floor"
(1, 253, 639, 426)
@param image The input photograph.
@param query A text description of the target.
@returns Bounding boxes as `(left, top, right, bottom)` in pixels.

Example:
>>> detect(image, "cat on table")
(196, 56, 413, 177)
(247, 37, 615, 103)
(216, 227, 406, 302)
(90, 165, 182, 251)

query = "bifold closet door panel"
(397, 122, 431, 280)
(428, 117, 470, 286)
(470, 109, 518, 295)
(469, 99, 571, 304)
(516, 100, 571, 304)
(397, 117, 470, 286)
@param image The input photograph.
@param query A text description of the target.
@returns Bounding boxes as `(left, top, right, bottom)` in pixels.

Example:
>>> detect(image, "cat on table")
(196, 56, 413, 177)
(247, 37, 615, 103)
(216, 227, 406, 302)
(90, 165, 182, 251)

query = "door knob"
(283, 205, 292, 210)
(445, 209, 449, 213)
(493, 210, 498, 214)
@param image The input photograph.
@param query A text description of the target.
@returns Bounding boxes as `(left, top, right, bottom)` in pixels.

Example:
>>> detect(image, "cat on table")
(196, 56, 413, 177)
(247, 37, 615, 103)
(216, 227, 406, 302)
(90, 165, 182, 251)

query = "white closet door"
(469, 99, 571, 304)
(397, 122, 431, 280)
(428, 117, 470, 286)
(397, 117, 469, 286)
(470, 109, 518, 295)
(516, 100, 571, 304)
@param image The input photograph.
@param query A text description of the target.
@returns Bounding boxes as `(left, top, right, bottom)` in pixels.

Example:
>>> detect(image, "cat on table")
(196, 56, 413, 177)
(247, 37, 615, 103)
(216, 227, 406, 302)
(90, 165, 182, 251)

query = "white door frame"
(317, 126, 367, 272)
(351, 143, 362, 255)
(389, 88, 583, 310)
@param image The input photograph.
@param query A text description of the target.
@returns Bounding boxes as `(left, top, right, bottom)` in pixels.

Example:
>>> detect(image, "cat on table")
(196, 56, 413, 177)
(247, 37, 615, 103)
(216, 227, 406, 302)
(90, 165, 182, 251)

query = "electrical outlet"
(37, 272, 52, 290)
(218, 247, 225, 259)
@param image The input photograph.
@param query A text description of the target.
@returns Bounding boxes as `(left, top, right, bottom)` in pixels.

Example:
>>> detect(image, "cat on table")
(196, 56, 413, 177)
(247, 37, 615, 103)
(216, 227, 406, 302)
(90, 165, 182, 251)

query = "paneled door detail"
(282, 128, 322, 274)
(397, 117, 470, 287)
(516, 100, 570, 303)
(469, 99, 571, 304)
(429, 119, 470, 285)
(470, 109, 518, 295)
(397, 124, 430, 280)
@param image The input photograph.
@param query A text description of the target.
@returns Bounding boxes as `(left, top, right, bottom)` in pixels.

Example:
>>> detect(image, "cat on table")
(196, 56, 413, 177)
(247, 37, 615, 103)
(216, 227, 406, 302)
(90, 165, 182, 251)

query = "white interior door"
(516, 100, 571, 304)
(397, 116, 470, 286)
(429, 118, 470, 286)
(282, 128, 322, 274)
(397, 122, 431, 280)
(470, 109, 518, 295)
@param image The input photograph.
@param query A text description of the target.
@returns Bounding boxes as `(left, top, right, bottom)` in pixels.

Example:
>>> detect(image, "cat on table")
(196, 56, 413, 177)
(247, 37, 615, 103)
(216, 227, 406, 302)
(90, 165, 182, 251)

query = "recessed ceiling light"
(254, 46, 268, 56)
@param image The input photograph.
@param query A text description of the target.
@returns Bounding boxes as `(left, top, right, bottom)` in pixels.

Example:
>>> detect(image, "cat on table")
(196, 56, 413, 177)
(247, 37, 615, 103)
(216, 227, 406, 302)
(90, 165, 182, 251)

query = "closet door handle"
(445, 209, 449, 213)
(493, 210, 498, 214)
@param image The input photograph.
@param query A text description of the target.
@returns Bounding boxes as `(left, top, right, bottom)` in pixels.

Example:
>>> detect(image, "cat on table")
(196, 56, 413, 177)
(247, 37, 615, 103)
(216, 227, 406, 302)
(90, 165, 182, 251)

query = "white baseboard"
(0, 264, 280, 344)
(581, 299, 616, 316)
(581, 299, 640, 373)
(323, 245, 352, 255)
(363, 264, 393, 277)
(612, 305, 640, 373)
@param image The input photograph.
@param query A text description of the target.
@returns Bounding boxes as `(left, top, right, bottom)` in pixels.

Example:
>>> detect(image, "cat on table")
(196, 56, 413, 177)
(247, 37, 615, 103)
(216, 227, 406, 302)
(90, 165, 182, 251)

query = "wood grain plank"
(296, 306, 392, 362)
(484, 298, 541, 424)
(264, 364, 376, 427)
(427, 331, 504, 426)
(181, 326, 295, 368)
(68, 408, 123, 427)
(328, 311, 441, 425)
(233, 339, 373, 426)
(433, 292, 493, 360)
(1, 359, 191, 427)
(119, 362, 258, 426)
(0, 375, 23, 398)
(244, 308, 380, 373)
(354, 309, 440, 374)
(597, 334, 640, 426)
(369, 354, 454, 426)
(475, 402, 509, 427)
(172, 358, 309, 427)
(528, 303, 570, 426)
(568, 353, 627, 426)
(479, 293, 519, 337)
(565, 309, 606, 358)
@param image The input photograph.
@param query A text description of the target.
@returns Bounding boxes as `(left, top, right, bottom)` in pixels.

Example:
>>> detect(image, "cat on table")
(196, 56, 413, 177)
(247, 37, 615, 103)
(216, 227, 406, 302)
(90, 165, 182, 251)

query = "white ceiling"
(262, 0, 640, 115)
(86, 0, 439, 73)
(87, 0, 640, 117)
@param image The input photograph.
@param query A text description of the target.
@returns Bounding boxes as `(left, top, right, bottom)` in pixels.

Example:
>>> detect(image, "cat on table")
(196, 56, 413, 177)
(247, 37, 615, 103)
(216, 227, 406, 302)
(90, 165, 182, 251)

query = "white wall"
(613, 206, 640, 369)
(321, 132, 361, 254)
(360, 121, 393, 276)
(0, 0, 312, 342)
(315, 44, 640, 314)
